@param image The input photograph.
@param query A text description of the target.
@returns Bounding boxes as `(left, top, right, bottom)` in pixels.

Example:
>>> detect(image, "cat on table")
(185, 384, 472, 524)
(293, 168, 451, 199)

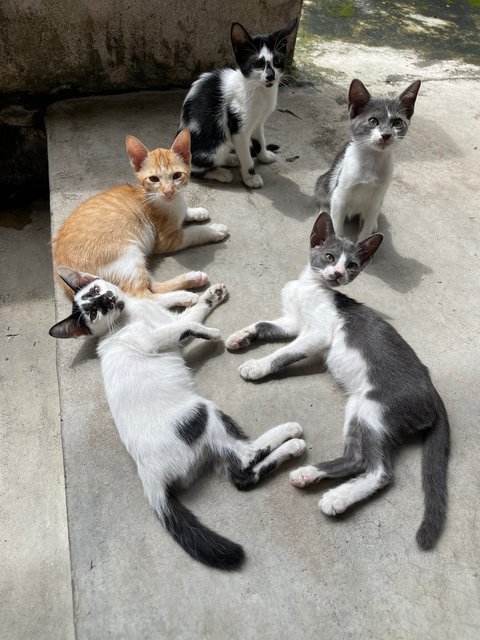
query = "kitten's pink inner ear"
(49, 314, 90, 339)
(348, 79, 371, 117)
(171, 129, 191, 165)
(310, 212, 335, 248)
(231, 23, 250, 48)
(357, 233, 384, 265)
(126, 135, 149, 172)
(57, 266, 97, 292)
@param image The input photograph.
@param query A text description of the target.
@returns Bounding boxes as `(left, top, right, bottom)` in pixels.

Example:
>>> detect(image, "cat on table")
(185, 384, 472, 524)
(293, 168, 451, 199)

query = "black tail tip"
(416, 524, 438, 551)
(211, 542, 246, 571)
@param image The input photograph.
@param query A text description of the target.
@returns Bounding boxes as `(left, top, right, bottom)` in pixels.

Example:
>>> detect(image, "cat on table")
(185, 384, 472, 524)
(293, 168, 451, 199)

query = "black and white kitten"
(179, 19, 297, 188)
(49, 268, 306, 570)
(227, 213, 449, 550)
(314, 79, 421, 241)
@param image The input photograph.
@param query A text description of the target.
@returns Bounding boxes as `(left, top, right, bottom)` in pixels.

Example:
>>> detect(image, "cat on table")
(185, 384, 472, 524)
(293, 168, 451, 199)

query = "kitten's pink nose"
(164, 190, 174, 200)
(334, 267, 345, 278)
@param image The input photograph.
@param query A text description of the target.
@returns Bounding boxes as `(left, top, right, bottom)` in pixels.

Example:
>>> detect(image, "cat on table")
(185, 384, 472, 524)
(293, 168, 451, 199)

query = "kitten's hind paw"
(319, 490, 348, 516)
(258, 150, 277, 164)
(204, 168, 233, 183)
(225, 328, 256, 351)
(203, 283, 228, 307)
(239, 358, 270, 381)
(186, 271, 209, 288)
(290, 465, 322, 488)
(243, 173, 264, 189)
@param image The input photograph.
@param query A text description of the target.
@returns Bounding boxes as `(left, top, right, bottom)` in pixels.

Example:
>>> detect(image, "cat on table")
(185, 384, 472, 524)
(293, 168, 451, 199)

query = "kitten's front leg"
(185, 207, 210, 223)
(147, 322, 222, 352)
(253, 123, 277, 164)
(181, 283, 228, 323)
(238, 336, 316, 381)
(178, 223, 229, 249)
(226, 317, 299, 351)
(232, 132, 263, 188)
(329, 192, 349, 237)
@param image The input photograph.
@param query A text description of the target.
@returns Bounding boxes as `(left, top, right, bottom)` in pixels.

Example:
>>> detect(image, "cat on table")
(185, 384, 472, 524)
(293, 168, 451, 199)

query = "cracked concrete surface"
(2, 36, 480, 640)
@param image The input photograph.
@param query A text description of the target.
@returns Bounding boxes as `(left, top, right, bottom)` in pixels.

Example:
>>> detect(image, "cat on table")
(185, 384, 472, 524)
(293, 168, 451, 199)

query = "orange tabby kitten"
(53, 129, 228, 299)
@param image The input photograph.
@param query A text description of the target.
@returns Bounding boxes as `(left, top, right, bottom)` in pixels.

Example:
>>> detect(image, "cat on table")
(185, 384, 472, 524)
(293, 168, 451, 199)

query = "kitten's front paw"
(290, 465, 321, 488)
(258, 150, 277, 164)
(208, 223, 229, 242)
(319, 490, 348, 516)
(239, 359, 270, 381)
(203, 283, 228, 307)
(243, 173, 264, 189)
(189, 207, 210, 222)
(225, 328, 255, 351)
(285, 438, 307, 458)
(186, 271, 209, 288)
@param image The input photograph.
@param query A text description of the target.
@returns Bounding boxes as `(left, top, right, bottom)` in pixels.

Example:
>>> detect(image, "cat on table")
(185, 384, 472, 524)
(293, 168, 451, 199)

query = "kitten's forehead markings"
(259, 45, 273, 63)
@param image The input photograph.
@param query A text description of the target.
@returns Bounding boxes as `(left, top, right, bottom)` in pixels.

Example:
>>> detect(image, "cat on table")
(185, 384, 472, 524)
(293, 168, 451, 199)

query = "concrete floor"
(2, 36, 480, 640)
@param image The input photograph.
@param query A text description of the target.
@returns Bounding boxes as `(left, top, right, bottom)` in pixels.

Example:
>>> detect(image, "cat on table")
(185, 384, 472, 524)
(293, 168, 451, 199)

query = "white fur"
(328, 142, 394, 241)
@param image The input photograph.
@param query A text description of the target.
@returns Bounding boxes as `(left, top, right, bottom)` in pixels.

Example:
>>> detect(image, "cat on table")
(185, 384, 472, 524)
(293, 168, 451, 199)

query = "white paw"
(204, 283, 228, 306)
(280, 422, 303, 439)
(189, 207, 210, 222)
(243, 173, 264, 189)
(290, 465, 321, 488)
(225, 328, 255, 351)
(319, 490, 348, 516)
(239, 358, 270, 381)
(224, 154, 240, 167)
(172, 292, 199, 307)
(285, 438, 307, 457)
(186, 271, 208, 288)
(258, 150, 277, 164)
(206, 168, 233, 183)
(209, 223, 229, 242)
(206, 328, 222, 341)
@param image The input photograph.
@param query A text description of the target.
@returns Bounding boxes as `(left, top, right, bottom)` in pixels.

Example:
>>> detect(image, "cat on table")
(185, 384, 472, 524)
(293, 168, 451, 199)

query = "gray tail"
(156, 490, 245, 570)
(416, 403, 450, 550)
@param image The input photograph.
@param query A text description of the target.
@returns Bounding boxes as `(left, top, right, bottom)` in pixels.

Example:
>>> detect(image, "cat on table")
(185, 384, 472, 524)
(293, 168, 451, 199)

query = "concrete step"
(44, 45, 480, 638)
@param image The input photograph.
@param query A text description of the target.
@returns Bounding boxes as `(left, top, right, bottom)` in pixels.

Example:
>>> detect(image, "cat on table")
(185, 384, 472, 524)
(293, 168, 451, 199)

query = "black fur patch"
(218, 410, 248, 441)
(176, 404, 208, 445)
(248, 167, 256, 175)
(227, 107, 241, 135)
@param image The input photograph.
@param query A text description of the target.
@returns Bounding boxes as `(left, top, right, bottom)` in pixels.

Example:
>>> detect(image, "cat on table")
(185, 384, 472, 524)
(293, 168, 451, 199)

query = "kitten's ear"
(57, 266, 97, 293)
(126, 135, 149, 172)
(348, 79, 371, 118)
(171, 129, 191, 165)
(231, 23, 252, 53)
(271, 17, 298, 51)
(49, 313, 91, 339)
(356, 233, 383, 267)
(398, 80, 421, 119)
(310, 212, 335, 248)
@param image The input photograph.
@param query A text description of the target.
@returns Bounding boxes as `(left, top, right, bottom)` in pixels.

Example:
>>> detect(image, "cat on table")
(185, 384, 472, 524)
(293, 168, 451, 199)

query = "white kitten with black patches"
(315, 79, 421, 241)
(49, 268, 306, 570)
(179, 19, 297, 188)
(227, 213, 449, 551)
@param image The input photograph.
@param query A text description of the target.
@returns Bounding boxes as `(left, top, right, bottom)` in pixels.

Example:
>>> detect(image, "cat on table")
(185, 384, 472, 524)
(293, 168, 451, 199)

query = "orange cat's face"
(126, 129, 191, 203)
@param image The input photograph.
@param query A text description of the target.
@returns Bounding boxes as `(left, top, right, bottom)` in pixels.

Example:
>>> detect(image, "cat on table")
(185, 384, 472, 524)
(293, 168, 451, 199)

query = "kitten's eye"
(368, 118, 379, 128)
(273, 54, 284, 67)
(392, 117, 403, 128)
(172, 172, 182, 180)
(90, 310, 97, 321)
(253, 57, 265, 69)
(93, 285, 100, 295)
(325, 254, 335, 263)
(347, 262, 358, 270)
(149, 176, 160, 182)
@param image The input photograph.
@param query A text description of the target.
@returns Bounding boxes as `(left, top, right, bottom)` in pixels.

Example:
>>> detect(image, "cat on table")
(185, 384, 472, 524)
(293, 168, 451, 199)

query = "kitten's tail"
(416, 401, 450, 550)
(154, 489, 245, 570)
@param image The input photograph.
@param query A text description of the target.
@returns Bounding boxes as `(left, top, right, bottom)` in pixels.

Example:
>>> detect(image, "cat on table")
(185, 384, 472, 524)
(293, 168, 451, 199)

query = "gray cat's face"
(310, 213, 383, 287)
(349, 79, 421, 152)
(49, 269, 126, 339)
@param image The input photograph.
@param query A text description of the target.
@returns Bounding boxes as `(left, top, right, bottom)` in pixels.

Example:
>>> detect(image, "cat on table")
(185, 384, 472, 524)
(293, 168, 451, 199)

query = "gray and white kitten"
(179, 19, 297, 188)
(49, 268, 306, 570)
(226, 213, 449, 550)
(314, 79, 421, 241)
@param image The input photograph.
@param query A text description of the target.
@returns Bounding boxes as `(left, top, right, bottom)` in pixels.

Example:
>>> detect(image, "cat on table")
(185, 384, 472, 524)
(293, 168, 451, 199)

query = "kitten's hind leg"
(203, 168, 233, 182)
(150, 271, 209, 293)
(226, 317, 299, 351)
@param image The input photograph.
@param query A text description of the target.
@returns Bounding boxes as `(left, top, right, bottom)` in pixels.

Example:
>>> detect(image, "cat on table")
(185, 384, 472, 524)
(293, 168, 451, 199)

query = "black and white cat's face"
(231, 19, 297, 88)
(310, 213, 383, 287)
(49, 268, 125, 339)
(348, 79, 421, 152)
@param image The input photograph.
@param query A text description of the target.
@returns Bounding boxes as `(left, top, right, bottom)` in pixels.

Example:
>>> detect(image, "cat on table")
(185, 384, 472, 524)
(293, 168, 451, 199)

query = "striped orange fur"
(52, 129, 228, 299)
